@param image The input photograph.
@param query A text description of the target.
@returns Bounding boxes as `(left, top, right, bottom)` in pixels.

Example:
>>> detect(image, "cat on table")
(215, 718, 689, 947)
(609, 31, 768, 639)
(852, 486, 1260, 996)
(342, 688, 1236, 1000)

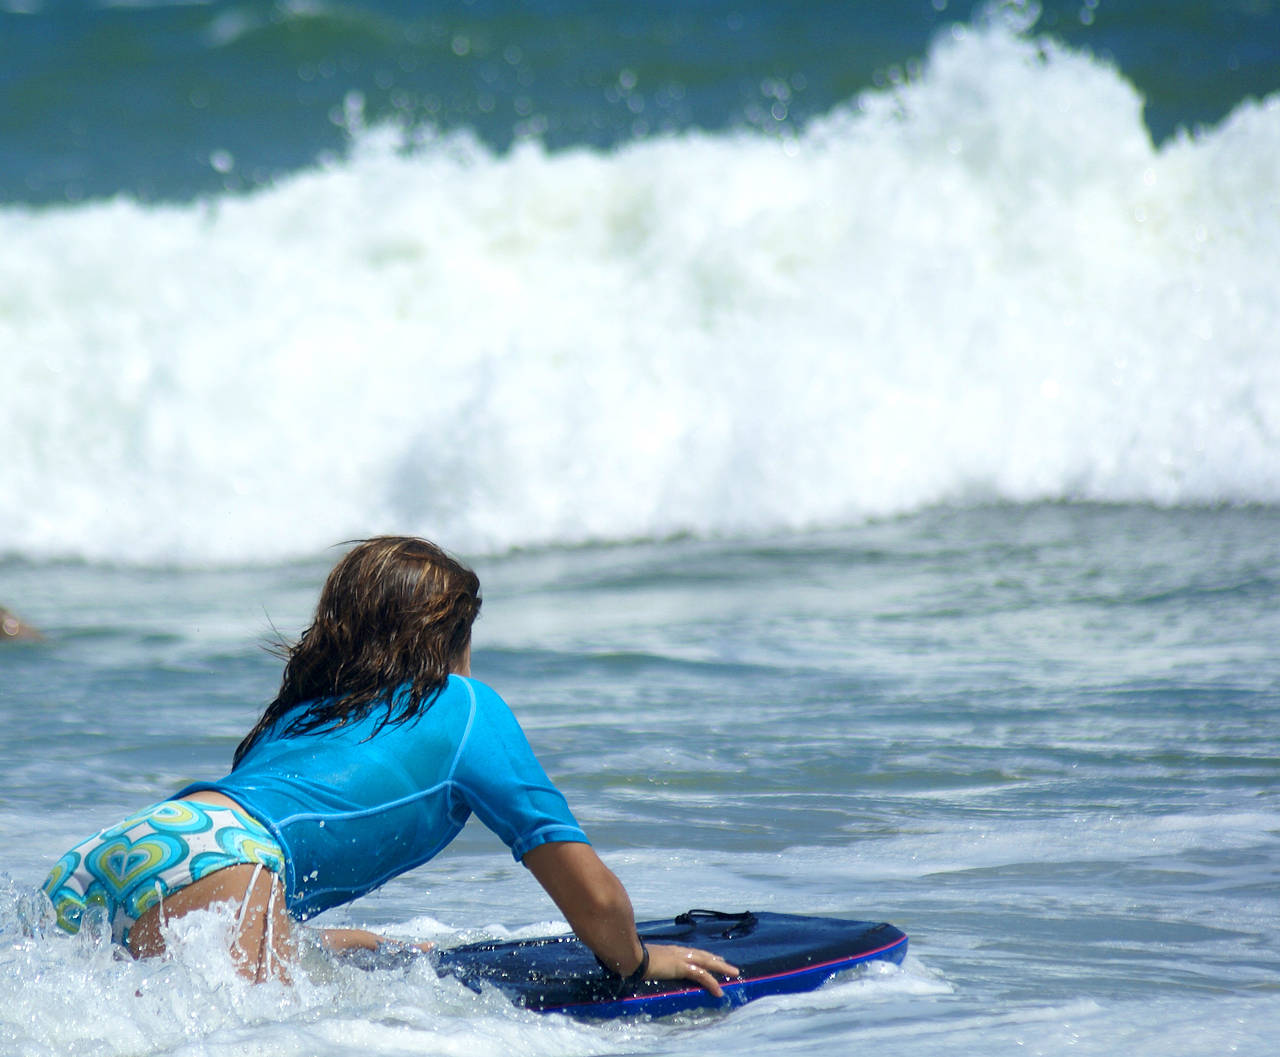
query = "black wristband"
(624, 940, 650, 984)
(597, 939, 649, 986)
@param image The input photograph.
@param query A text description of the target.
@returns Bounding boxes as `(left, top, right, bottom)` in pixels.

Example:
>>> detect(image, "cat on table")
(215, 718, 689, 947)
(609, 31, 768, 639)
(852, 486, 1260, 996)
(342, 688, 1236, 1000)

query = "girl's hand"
(643, 942, 739, 997)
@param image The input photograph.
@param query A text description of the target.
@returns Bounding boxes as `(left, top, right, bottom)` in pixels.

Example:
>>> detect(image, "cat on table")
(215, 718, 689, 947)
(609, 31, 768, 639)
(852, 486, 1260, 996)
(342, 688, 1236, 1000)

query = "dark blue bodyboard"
(430, 909, 908, 1018)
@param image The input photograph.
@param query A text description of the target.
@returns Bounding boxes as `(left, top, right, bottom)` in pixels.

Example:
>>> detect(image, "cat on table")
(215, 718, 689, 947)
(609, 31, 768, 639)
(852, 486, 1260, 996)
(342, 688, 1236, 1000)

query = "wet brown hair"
(234, 537, 482, 766)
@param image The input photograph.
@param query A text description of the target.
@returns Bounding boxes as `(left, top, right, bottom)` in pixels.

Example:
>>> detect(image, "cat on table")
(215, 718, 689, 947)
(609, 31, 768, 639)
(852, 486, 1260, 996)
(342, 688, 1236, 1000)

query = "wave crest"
(2, 18, 1277, 564)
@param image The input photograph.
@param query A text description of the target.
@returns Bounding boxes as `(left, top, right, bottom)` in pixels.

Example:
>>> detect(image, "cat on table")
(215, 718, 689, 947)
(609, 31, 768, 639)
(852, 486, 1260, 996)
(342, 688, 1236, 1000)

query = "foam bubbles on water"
(1, 16, 1277, 564)
(0, 889, 628, 1057)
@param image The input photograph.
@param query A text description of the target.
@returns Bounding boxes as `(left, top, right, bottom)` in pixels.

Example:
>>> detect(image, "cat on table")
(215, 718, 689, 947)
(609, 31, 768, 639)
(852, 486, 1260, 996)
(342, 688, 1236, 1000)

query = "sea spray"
(1, 18, 1276, 565)
(0, 887, 612, 1057)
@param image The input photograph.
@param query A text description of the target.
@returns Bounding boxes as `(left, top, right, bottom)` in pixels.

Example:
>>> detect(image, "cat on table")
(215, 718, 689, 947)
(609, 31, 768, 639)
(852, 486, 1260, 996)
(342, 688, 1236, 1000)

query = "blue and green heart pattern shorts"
(41, 799, 285, 947)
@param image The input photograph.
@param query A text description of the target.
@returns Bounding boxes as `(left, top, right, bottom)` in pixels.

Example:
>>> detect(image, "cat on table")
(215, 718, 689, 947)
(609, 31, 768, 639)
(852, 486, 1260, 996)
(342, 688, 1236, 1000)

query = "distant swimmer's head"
(0, 607, 41, 642)
(235, 537, 482, 764)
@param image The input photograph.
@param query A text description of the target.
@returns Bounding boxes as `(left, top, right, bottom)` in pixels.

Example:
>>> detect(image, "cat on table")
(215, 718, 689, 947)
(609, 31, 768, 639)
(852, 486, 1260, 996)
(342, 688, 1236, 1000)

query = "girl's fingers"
(646, 943, 740, 996)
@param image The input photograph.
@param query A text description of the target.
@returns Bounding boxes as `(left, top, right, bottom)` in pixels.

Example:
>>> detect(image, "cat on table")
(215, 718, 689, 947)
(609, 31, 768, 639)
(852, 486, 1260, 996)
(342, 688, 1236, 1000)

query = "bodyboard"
(428, 909, 908, 1018)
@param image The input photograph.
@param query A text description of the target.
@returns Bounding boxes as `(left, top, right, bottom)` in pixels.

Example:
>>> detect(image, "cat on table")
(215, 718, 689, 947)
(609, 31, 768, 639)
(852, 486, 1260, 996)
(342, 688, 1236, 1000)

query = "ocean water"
(2, 0, 1280, 563)
(3, 506, 1279, 1055)
(2, 1, 1279, 1054)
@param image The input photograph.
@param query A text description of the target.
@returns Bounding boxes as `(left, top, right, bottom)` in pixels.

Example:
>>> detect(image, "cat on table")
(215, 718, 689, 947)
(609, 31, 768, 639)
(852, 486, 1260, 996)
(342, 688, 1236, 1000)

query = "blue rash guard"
(177, 675, 588, 921)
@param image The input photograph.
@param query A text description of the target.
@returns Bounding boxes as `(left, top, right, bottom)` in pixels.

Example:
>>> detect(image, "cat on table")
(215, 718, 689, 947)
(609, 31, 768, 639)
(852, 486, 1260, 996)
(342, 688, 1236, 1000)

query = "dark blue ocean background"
(3, 0, 1278, 203)
(2, 2, 1279, 1055)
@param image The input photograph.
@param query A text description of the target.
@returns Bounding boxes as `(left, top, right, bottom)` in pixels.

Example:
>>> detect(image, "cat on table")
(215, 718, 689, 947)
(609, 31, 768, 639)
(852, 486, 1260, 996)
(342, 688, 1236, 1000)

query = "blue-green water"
(2, 0, 1279, 1053)
(3, 0, 1279, 564)
(3, 505, 1278, 1055)
(2, 0, 1278, 202)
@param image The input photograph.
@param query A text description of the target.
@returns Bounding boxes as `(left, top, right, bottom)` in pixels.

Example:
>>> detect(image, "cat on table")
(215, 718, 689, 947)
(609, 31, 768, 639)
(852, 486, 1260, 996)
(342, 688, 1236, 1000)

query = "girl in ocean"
(40, 536, 738, 991)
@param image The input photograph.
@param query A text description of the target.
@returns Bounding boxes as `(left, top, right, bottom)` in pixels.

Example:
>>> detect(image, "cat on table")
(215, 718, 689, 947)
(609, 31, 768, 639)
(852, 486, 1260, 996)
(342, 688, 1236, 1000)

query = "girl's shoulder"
(443, 673, 511, 713)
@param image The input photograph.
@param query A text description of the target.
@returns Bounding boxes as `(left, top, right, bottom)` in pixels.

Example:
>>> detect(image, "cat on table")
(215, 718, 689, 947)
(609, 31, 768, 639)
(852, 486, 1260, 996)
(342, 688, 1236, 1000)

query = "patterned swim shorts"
(41, 799, 285, 947)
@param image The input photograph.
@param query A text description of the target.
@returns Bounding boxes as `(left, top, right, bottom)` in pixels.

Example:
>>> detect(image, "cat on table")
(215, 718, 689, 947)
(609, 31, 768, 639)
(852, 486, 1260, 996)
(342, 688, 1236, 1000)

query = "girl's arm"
(318, 927, 432, 954)
(521, 841, 738, 996)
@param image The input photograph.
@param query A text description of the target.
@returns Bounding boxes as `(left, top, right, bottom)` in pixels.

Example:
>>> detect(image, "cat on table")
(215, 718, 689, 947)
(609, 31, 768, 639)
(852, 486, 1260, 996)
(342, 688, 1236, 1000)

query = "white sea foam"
(2, 18, 1277, 564)
(0, 893, 611, 1057)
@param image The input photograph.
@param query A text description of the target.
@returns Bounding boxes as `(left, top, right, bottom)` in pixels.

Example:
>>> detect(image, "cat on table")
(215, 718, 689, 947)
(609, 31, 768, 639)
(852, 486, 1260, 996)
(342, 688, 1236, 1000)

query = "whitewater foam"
(2, 16, 1277, 564)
